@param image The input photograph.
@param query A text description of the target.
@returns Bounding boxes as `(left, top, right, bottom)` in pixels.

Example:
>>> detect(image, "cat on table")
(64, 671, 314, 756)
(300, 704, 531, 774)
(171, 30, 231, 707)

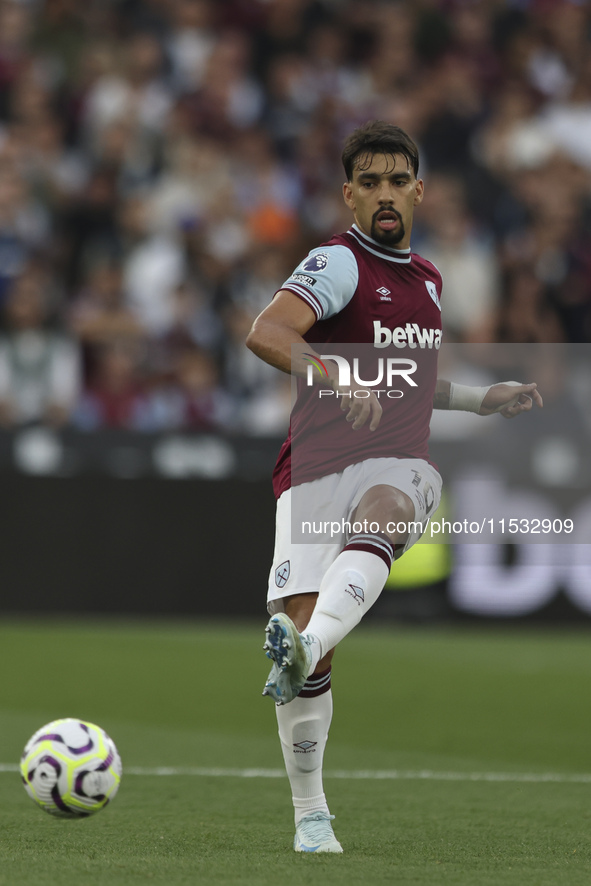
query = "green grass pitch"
(1, 618, 591, 886)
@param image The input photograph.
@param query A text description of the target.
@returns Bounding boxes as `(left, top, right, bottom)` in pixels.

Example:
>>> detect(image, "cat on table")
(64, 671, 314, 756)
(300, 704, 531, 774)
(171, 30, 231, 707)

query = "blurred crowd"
(0, 0, 589, 435)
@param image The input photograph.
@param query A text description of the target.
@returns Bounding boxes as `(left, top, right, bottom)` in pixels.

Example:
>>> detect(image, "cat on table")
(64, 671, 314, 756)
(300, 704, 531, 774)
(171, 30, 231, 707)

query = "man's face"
(343, 152, 424, 249)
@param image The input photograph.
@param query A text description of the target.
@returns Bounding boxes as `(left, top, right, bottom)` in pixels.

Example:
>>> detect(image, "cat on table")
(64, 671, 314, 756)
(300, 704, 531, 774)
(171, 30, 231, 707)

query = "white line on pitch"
(4, 763, 591, 784)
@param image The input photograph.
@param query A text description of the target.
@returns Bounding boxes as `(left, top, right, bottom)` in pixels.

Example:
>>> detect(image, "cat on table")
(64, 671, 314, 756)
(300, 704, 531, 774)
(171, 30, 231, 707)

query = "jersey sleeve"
(277, 245, 359, 321)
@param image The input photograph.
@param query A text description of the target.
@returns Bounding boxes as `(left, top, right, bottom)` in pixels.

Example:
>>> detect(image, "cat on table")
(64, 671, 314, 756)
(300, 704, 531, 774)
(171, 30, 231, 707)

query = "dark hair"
(342, 120, 420, 181)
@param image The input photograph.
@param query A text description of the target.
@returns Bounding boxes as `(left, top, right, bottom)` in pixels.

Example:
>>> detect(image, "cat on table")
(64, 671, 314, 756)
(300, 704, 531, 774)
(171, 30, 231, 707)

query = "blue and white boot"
(262, 613, 313, 705)
(294, 812, 343, 853)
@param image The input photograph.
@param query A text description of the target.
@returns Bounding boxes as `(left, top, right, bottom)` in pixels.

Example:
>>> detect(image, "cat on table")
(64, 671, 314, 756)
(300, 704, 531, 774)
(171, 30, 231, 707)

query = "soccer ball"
(20, 718, 122, 817)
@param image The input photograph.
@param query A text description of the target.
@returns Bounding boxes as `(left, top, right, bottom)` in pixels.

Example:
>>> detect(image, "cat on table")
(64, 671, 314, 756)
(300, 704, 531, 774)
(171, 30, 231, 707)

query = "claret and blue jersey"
(272, 225, 443, 498)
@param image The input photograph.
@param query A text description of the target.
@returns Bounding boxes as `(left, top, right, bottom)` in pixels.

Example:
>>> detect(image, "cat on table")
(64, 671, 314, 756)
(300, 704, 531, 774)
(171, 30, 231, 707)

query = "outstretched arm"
(434, 378, 543, 417)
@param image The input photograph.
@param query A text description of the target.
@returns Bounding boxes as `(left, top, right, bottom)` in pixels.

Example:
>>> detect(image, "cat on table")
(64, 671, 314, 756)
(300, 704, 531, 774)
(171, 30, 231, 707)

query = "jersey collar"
(348, 224, 412, 263)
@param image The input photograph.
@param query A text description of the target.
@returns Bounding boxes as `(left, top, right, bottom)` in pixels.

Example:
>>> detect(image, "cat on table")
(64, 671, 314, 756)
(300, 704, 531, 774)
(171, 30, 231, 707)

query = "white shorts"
(267, 457, 442, 613)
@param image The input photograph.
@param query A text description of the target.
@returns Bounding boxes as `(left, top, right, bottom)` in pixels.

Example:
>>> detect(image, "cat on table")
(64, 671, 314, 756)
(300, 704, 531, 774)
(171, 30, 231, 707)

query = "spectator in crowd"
(82, 31, 172, 148)
(158, 279, 221, 355)
(138, 344, 236, 432)
(166, 0, 217, 94)
(74, 339, 146, 430)
(117, 192, 186, 337)
(495, 267, 565, 344)
(174, 345, 235, 431)
(68, 259, 147, 381)
(0, 268, 80, 427)
(0, 159, 49, 303)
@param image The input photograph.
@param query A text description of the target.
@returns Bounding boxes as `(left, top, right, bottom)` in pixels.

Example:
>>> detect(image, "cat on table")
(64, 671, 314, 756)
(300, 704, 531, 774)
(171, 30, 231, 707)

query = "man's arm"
(434, 378, 543, 417)
(433, 379, 451, 411)
(246, 290, 383, 431)
(246, 290, 318, 377)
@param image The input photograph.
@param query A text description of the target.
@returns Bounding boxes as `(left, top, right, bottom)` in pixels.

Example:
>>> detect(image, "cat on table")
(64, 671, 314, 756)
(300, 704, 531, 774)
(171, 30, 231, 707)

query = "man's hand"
(333, 379, 383, 431)
(480, 382, 543, 418)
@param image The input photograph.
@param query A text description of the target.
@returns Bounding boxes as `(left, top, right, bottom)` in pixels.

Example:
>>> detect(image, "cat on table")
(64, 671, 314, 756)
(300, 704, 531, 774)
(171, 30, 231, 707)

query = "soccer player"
(245, 121, 542, 854)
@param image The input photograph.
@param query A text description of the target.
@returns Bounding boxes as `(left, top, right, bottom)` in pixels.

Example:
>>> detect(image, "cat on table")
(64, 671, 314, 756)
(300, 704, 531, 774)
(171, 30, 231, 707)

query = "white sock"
(304, 534, 394, 673)
(276, 668, 333, 825)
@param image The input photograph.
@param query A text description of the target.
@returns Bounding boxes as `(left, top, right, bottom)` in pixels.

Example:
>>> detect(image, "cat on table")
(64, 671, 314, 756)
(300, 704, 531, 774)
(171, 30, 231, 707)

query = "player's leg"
(263, 480, 340, 704)
(263, 593, 334, 701)
(271, 593, 341, 852)
(266, 461, 441, 681)
(302, 457, 442, 673)
(262, 462, 440, 852)
(285, 593, 334, 669)
(301, 483, 412, 674)
(263, 484, 343, 851)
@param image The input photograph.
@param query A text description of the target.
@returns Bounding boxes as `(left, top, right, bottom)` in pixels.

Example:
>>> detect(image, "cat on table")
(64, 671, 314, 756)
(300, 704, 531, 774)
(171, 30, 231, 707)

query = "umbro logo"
(345, 584, 365, 605)
(376, 287, 391, 301)
(293, 740, 317, 753)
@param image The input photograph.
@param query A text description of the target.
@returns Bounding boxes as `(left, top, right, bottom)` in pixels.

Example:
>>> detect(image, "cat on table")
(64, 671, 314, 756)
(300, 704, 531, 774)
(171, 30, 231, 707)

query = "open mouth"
(375, 210, 400, 232)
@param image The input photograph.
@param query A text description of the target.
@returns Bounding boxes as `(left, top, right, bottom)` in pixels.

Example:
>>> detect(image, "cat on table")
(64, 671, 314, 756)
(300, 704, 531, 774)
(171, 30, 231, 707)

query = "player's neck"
(350, 223, 411, 254)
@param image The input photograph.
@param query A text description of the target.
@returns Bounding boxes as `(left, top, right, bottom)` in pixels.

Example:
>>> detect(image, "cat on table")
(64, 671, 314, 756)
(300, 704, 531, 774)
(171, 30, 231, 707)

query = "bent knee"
(353, 484, 415, 542)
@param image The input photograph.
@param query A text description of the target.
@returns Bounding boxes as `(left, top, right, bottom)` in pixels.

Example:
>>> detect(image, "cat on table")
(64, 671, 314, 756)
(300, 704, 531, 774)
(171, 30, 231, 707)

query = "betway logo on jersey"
(373, 321, 442, 349)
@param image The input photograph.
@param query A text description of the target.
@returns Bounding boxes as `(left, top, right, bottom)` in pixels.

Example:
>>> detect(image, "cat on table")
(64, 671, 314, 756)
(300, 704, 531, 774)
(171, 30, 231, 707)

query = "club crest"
(275, 560, 290, 588)
(425, 280, 441, 310)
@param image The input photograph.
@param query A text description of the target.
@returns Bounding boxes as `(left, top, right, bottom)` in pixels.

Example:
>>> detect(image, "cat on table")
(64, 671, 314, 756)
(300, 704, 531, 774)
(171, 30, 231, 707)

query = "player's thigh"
(352, 484, 415, 543)
(350, 458, 442, 553)
(267, 487, 341, 615)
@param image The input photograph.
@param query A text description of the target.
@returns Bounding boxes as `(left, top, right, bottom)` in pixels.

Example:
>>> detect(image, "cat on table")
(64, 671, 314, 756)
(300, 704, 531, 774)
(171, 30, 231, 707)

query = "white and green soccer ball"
(20, 718, 122, 817)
